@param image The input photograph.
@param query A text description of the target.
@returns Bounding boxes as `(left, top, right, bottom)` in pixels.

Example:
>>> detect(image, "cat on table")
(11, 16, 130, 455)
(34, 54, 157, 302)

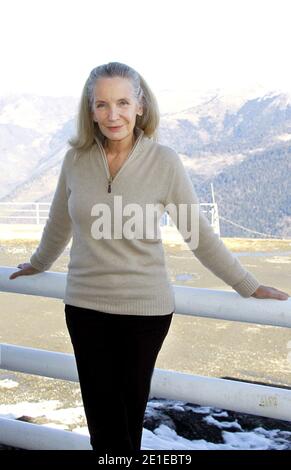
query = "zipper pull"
(108, 176, 113, 193)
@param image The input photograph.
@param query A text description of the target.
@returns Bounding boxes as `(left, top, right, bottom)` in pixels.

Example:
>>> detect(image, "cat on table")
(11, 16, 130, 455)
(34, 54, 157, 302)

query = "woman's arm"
(164, 149, 289, 300)
(29, 149, 73, 272)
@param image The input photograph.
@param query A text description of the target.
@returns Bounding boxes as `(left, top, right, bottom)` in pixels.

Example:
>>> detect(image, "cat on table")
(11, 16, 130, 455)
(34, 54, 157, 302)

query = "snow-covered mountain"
(159, 88, 291, 155)
(0, 94, 78, 200)
(0, 94, 78, 134)
(0, 89, 290, 237)
(157, 88, 291, 238)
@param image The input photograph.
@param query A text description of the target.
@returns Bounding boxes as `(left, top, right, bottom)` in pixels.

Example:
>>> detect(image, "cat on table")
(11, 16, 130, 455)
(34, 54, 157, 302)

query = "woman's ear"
(136, 99, 143, 116)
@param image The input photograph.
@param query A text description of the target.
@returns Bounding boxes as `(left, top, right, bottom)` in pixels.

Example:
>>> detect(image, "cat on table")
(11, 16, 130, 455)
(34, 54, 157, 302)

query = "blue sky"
(1, 0, 291, 98)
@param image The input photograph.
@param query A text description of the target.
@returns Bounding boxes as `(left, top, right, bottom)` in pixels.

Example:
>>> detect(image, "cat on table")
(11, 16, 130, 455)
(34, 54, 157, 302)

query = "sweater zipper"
(99, 133, 143, 193)
(107, 175, 113, 193)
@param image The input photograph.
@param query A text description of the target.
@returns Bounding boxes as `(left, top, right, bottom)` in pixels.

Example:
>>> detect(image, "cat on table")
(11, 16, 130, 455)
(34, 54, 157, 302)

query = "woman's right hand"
(9, 263, 41, 280)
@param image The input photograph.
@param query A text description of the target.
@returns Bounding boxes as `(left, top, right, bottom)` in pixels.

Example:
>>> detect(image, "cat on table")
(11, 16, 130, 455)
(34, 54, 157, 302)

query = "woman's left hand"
(251, 285, 290, 300)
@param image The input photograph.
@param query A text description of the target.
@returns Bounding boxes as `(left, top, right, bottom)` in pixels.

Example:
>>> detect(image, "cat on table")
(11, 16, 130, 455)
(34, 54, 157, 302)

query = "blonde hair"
(69, 62, 160, 151)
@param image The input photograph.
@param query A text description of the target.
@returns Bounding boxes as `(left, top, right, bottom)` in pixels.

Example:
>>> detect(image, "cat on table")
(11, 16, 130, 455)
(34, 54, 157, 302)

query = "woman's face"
(92, 76, 143, 142)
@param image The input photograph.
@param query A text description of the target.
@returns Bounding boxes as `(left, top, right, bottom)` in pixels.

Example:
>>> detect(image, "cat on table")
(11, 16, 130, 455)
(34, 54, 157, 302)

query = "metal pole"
(1, 267, 290, 328)
(0, 417, 91, 450)
(1, 343, 291, 423)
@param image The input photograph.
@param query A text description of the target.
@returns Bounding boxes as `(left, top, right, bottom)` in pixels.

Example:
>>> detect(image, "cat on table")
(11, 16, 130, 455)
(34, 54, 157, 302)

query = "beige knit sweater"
(30, 127, 260, 315)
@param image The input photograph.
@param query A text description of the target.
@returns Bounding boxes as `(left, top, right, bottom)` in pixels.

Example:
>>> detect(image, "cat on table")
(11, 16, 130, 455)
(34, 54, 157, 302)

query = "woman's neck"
(104, 130, 136, 156)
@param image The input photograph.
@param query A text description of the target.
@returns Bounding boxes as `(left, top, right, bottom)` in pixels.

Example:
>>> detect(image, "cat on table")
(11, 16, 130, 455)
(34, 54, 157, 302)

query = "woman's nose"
(108, 107, 119, 120)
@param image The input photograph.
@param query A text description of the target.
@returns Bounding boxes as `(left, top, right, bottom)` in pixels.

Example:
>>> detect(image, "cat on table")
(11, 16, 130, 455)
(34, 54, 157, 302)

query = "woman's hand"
(9, 263, 41, 280)
(251, 285, 289, 300)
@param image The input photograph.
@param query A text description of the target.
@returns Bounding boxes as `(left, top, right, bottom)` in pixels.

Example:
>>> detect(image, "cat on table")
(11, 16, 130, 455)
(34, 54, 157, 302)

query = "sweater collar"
(94, 127, 152, 163)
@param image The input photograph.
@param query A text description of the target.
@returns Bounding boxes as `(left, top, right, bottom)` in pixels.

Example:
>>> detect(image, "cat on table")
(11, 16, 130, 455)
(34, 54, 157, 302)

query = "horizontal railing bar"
(0, 210, 49, 213)
(0, 344, 78, 382)
(1, 343, 291, 423)
(1, 266, 290, 328)
(0, 216, 41, 219)
(0, 417, 91, 450)
(0, 202, 51, 205)
(0, 202, 216, 206)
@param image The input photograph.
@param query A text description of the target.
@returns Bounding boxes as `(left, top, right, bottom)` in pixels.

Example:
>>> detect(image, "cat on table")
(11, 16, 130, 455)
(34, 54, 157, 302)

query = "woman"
(9, 62, 289, 453)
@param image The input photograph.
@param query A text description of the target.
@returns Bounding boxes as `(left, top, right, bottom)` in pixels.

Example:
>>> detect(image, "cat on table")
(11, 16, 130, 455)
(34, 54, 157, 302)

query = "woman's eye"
(96, 102, 128, 108)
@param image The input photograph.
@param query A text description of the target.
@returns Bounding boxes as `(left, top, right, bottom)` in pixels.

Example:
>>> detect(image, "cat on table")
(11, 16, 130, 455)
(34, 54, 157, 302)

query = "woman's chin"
(103, 128, 132, 140)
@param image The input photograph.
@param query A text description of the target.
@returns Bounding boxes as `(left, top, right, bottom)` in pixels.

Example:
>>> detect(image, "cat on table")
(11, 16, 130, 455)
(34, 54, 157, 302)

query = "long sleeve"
(30, 149, 73, 272)
(164, 150, 260, 298)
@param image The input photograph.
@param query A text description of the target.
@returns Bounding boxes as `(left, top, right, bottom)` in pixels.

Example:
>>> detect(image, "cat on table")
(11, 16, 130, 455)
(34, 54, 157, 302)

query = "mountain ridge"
(1, 89, 290, 237)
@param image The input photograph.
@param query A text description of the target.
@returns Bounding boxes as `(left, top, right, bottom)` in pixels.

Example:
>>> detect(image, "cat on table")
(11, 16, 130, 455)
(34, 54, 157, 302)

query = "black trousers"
(65, 304, 173, 453)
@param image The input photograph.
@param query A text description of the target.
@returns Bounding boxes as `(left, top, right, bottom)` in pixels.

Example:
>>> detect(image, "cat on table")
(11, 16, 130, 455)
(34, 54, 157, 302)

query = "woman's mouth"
(107, 126, 123, 132)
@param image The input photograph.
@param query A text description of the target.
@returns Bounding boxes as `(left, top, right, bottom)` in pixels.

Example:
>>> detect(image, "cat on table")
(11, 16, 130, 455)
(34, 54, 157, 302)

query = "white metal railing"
(2, 267, 291, 328)
(0, 202, 50, 224)
(0, 202, 219, 232)
(0, 266, 291, 450)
